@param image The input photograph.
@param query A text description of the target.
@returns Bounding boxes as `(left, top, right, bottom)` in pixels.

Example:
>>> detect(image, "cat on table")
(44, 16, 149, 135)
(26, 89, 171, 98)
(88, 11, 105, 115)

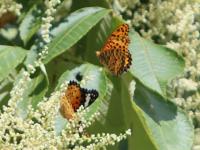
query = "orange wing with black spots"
(65, 81, 84, 111)
(110, 24, 129, 37)
(60, 81, 98, 120)
(96, 23, 132, 75)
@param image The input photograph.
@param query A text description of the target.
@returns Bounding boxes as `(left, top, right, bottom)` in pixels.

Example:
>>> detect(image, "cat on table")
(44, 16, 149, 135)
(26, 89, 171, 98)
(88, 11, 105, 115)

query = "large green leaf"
(0, 46, 27, 82)
(129, 31, 185, 95)
(55, 63, 113, 133)
(128, 79, 194, 150)
(19, 5, 42, 45)
(119, 77, 158, 150)
(43, 7, 110, 64)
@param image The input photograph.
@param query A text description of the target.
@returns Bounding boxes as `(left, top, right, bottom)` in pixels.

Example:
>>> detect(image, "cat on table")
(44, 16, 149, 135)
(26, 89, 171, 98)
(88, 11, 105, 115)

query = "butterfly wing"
(60, 81, 84, 120)
(98, 49, 131, 75)
(96, 24, 132, 75)
(82, 89, 99, 107)
(99, 24, 130, 52)
(110, 24, 129, 37)
(60, 95, 76, 120)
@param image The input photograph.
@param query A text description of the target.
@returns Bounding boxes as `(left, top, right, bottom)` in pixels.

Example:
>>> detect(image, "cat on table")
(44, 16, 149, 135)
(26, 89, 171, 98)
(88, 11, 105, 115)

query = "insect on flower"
(60, 81, 98, 120)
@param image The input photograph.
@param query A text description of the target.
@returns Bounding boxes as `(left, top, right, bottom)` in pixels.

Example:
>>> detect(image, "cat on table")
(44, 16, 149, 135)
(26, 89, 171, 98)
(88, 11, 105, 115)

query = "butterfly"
(96, 23, 132, 75)
(60, 81, 98, 120)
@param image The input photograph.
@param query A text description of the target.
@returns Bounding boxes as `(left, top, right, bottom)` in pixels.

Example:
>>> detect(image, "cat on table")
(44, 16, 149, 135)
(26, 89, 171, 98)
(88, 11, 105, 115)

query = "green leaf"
(19, 5, 42, 45)
(120, 78, 158, 150)
(55, 63, 113, 134)
(130, 79, 194, 150)
(0, 79, 12, 109)
(24, 45, 38, 66)
(46, 58, 78, 95)
(43, 7, 110, 64)
(0, 46, 27, 82)
(30, 64, 49, 108)
(71, 0, 109, 12)
(129, 31, 185, 95)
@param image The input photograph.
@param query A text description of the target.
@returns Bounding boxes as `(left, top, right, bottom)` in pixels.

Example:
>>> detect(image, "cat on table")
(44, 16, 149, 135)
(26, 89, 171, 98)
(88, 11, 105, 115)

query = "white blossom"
(0, 0, 22, 17)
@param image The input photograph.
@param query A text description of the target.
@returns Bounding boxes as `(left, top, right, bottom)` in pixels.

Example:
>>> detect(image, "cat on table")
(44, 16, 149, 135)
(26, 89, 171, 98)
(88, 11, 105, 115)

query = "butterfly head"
(96, 51, 101, 58)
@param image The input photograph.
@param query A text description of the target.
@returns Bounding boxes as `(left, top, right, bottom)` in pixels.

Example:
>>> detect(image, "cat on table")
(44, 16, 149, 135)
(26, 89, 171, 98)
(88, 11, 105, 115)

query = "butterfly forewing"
(110, 24, 129, 37)
(65, 81, 84, 111)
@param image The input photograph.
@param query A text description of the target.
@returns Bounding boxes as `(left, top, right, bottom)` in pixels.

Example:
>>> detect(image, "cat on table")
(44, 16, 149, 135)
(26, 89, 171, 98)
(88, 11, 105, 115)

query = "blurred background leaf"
(0, 46, 27, 82)
(19, 4, 42, 45)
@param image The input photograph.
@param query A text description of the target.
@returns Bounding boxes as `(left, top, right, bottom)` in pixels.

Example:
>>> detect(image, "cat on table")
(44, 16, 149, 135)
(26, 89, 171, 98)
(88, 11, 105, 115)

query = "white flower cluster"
(112, 0, 200, 147)
(34, 0, 61, 68)
(9, 0, 62, 111)
(0, 83, 131, 149)
(41, 0, 61, 43)
(61, 105, 131, 149)
(0, 0, 22, 17)
(6, 71, 31, 114)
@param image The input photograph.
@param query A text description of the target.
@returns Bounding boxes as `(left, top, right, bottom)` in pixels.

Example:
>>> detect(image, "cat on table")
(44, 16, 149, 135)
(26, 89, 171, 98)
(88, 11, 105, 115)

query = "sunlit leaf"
(129, 31, 185, 95)
(129, 79, 194, 150)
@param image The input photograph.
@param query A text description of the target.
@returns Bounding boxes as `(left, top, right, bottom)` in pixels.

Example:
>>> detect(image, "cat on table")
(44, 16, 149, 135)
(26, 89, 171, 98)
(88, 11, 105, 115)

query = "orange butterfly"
(60, 81, 98, 120)
(96, 23, 132, 75)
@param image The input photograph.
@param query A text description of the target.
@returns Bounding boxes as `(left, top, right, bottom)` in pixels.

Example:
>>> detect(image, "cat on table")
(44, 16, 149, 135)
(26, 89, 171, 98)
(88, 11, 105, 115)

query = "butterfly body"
(96, 24, 132, 75)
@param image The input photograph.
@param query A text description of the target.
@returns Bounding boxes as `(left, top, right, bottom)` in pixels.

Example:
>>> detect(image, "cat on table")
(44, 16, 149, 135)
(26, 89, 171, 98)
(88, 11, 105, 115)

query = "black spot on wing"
(75, 72, 83, 81)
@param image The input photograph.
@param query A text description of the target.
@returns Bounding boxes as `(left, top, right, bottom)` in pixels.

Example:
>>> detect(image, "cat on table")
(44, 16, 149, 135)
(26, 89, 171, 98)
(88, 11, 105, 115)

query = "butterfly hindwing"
(98, 49, 131, 75)
(60, 95, 76, 120)
(82, 89, 99, 108)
